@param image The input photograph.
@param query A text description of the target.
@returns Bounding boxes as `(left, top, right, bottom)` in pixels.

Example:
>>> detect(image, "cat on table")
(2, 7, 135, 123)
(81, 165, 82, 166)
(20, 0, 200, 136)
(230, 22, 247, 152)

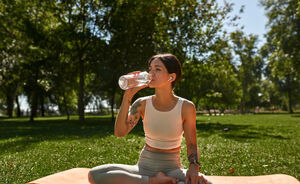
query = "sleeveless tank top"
(142, 96, 184, 149)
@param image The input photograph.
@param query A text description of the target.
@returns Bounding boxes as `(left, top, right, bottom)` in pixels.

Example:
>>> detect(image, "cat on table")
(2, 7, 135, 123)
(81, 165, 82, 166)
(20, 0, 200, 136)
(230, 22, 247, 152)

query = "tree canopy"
(0, 0, 299, 121)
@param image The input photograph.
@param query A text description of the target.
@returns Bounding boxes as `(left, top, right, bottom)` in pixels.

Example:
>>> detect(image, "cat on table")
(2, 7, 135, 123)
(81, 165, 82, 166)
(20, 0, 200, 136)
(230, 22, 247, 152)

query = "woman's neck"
(154, 87, 176, 105)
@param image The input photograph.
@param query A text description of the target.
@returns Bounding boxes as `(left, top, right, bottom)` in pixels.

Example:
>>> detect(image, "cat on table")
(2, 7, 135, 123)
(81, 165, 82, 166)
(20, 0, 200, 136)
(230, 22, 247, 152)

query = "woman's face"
(148, 58, 172, 88)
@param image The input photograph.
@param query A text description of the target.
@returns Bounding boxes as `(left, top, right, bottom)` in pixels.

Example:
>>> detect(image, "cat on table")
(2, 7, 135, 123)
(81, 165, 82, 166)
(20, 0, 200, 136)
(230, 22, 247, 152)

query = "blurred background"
(0, 0, 299, 123)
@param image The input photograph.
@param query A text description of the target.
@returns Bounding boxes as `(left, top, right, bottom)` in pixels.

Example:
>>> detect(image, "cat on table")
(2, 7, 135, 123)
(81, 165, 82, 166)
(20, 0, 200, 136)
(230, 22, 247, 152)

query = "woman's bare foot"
(149, 172, 179, 184)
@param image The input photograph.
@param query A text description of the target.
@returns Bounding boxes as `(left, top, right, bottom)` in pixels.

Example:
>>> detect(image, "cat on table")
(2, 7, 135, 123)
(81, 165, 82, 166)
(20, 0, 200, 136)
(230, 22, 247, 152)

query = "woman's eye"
(148, 68, 161, 72)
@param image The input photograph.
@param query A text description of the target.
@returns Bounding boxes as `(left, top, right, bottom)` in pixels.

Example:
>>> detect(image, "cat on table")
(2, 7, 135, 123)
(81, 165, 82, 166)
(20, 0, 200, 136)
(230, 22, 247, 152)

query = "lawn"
(0, 114, 299, 184)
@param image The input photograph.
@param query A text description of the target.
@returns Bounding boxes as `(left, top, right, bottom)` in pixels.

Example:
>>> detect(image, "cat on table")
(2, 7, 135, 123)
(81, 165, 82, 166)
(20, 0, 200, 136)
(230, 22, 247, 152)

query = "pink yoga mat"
(27, 168, 299, 184)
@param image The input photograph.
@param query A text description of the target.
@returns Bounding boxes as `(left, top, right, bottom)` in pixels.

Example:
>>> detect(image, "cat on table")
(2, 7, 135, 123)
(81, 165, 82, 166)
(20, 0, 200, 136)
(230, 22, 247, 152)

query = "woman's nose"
(148, 70, 154, 75)
(148, 73, 154, 80)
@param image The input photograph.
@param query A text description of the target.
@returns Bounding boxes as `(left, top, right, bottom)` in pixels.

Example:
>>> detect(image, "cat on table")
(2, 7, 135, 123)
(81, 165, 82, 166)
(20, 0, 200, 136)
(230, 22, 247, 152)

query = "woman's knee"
(89, 165, 112, 184)
(88, 169, 139, 184)
(91, 163, 139, 175)
(88, 164, 137, 184)
(90, 164, 118, 176)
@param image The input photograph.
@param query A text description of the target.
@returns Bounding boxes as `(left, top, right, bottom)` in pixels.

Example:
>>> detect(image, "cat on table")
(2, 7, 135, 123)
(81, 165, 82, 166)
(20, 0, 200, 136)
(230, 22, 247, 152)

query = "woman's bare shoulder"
(180, 97, 196, 117)
(180, 97, 195, 108)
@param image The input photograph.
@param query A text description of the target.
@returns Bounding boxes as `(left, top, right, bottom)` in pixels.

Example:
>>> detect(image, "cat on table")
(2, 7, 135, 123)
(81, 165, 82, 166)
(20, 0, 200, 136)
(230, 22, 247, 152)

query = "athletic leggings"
(88, 147, 211, 184)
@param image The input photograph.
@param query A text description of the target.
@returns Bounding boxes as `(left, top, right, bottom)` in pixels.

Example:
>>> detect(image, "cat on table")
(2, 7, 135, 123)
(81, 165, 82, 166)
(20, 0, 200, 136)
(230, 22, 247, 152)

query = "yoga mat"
(27, 168, 299, 184)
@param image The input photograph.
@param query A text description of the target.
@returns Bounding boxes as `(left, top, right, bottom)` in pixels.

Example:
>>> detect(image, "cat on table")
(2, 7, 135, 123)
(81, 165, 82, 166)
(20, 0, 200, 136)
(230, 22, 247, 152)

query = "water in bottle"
(118, 71, 150, 90)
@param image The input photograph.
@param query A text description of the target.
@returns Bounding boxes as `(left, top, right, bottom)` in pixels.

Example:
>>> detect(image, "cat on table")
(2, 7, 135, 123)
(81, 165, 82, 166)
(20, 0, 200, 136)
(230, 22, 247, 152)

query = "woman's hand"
(185, 164, 199, 184)
(115, 71, 147, 137)
(185, 164, 210, 184)
(123, 71, 148, 101)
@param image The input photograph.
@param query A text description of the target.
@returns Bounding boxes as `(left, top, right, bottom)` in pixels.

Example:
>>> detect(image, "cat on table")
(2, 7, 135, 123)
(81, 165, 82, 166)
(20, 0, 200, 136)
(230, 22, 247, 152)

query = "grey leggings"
(89, 147, 210, 184)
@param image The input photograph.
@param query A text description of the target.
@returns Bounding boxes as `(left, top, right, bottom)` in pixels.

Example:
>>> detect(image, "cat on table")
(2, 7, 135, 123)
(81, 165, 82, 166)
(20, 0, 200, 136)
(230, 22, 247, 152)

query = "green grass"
(0, 114, 299, 183)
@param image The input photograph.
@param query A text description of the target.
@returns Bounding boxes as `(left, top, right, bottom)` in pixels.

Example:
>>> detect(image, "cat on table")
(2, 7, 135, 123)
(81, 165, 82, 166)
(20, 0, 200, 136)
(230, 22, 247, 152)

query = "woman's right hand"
(123, 71, 148, 101)
(115, 71, 147, 137)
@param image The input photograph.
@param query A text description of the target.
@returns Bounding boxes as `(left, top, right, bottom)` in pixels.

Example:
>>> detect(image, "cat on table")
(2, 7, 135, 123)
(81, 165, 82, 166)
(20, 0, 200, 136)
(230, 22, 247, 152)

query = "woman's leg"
(88, 163, 180, 184)
(88, 164, 148, 184)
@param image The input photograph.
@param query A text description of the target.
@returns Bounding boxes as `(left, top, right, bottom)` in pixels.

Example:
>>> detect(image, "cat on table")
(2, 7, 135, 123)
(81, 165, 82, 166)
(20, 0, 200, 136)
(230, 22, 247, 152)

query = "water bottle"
(118, 71, 150, 90)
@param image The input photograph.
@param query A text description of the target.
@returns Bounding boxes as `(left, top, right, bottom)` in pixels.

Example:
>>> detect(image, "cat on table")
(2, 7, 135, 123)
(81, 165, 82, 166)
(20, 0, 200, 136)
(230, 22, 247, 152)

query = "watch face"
(188, 154, 200, 167)
(194, 160, 201, 167)
(190, 157, 196, 162)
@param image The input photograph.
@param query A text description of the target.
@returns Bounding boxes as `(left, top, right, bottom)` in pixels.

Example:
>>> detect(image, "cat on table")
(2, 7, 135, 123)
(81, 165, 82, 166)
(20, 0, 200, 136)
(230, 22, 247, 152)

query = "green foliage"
(260, 0, 300, 113)
(0, 0, 299, 119)
(230, 31, 264, 112)
(162, 1, 242, 111)
(179, 58, 241, 111)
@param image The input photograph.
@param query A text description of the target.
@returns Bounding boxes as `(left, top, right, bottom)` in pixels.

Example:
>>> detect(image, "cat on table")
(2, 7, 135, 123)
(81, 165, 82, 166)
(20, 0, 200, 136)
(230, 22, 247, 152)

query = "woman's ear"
(168, 73, 176, 82)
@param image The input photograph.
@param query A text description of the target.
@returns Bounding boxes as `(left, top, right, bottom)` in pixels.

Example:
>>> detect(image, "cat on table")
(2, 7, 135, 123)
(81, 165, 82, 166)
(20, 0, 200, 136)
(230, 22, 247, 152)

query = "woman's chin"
(148, 83, 155, 88)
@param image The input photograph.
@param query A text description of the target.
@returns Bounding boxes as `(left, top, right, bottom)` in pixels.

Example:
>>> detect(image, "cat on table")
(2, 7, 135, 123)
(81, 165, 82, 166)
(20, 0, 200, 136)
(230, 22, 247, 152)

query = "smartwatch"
(189, 157, 201, 168)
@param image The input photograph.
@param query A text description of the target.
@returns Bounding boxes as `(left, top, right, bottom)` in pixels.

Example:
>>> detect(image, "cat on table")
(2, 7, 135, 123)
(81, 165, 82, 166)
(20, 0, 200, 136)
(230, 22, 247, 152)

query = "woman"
(88, 54, 212, 184)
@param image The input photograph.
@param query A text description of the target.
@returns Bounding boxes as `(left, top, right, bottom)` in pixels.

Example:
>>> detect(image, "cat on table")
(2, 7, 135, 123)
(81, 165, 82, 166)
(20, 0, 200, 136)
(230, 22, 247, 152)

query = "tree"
(52, 0, 110, 123)
(260, 78, 284, 110)
(260, 0, 300, 113)
(0, 0, 26, 117)
(19, 1, 60, 121)
(230, 31, 263, 113)
(98, 1, 161, 121)
(0, 51, 21, 118)
(264, 49, 300, 113)
(150, 0, 241, 110)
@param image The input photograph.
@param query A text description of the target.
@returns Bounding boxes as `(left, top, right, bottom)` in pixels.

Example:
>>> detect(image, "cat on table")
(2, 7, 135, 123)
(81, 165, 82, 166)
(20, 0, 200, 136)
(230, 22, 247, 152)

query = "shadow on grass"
(1, 116, 291, 155)
(0, 116, 145, 156)
(253, 112, 300, 119)
(0, 117, 113, 139)
(196, 122, 289, 141)
(291, 115, 300, 118)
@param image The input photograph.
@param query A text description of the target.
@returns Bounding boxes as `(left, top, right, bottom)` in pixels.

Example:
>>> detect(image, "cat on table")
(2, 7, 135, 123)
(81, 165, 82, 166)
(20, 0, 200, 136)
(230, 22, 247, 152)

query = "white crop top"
(142, 96, 184, 150)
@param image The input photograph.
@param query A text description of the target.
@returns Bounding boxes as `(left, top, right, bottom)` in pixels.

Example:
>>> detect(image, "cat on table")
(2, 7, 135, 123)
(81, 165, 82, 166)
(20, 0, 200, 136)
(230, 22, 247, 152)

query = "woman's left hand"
(185, 164, 198, 184)
(185, 164, 209, 184)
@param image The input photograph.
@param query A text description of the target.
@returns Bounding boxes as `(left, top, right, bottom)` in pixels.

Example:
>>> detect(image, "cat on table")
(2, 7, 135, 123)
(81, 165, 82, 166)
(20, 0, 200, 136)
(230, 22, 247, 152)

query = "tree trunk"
(206, 106, 211, 116)
(98, 98, 102, 114)
(30, 91, 38, 122)
(63, 92, 70, 120)
(287, 88, 293, 114)
(16, 95, 21, 117)
(240, 98, 245, 114)
(78, 58, 85, 124)
(6, 94, 14, 118)
(240, 81, 247, 114)
(40, 94, 45, 117)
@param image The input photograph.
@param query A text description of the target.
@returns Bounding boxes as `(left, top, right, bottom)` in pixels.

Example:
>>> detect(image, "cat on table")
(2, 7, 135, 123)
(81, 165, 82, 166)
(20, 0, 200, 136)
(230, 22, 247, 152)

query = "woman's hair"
(148, 53, 182, 88)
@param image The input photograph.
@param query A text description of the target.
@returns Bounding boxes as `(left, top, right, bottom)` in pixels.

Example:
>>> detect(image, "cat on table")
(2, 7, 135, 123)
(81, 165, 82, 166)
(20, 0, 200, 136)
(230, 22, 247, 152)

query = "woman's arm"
(114, 85, 146, 137)
(182, 101, 200, 184)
